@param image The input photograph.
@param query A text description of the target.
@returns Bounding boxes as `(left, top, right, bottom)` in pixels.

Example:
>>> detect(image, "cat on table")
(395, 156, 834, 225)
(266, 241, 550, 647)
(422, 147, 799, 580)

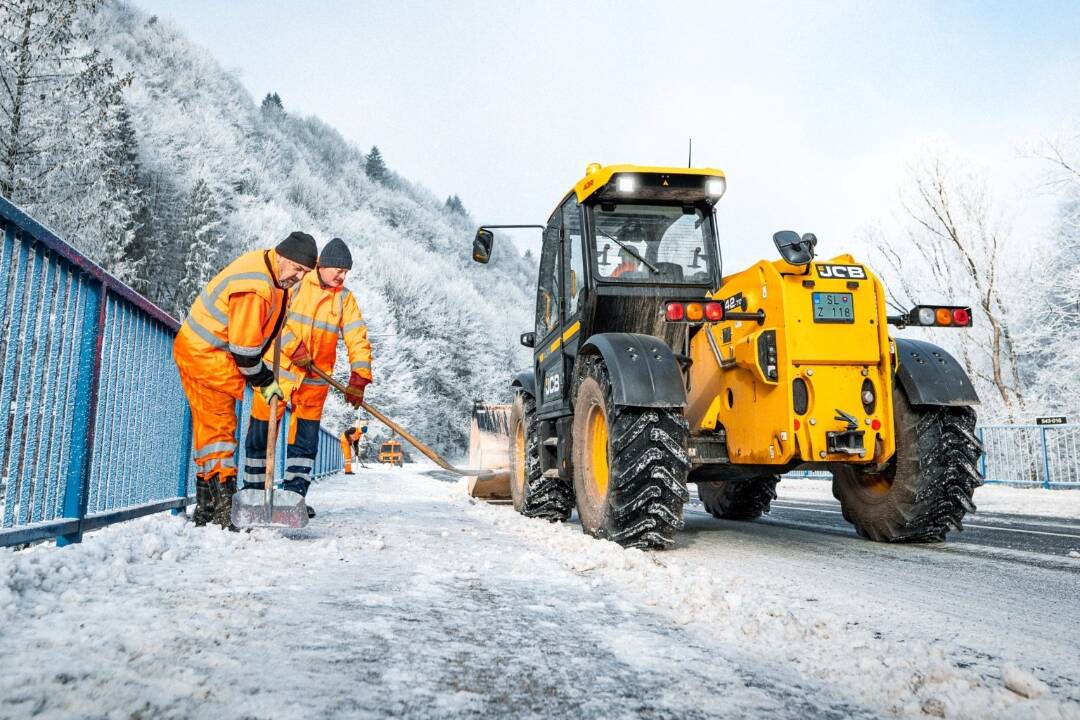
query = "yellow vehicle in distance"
(378, 439, 404, 467)
(470, 163, 983, 549)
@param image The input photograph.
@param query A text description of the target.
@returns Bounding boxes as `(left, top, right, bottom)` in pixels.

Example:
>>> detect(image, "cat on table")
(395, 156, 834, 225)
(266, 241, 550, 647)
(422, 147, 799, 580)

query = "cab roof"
(572, 163, 726, 204)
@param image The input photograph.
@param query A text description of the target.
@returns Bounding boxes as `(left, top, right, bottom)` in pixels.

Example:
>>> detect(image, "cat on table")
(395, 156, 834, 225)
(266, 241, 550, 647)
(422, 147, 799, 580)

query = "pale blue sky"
(134, 1, 1080, 266)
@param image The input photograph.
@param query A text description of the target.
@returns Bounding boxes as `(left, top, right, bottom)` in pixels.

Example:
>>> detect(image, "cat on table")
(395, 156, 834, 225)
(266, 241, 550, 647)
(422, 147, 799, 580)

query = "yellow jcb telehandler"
(469, 163, 983, 549)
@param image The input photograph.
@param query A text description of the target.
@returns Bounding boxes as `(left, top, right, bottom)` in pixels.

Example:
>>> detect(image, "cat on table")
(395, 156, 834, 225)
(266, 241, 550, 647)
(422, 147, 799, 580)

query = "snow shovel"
(231, 336, 309, 529)
(306, 364, 510, 485)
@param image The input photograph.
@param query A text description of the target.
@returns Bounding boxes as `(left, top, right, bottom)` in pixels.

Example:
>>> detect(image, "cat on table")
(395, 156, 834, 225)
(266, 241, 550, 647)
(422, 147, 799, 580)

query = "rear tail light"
(665, 300, 719, 323)
(907, 305, 973, 328)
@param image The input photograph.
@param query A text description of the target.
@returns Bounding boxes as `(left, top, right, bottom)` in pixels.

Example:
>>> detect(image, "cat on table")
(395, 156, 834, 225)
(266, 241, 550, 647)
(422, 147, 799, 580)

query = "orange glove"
(291, 340, 312, 368)
(346, 372, 369, 408)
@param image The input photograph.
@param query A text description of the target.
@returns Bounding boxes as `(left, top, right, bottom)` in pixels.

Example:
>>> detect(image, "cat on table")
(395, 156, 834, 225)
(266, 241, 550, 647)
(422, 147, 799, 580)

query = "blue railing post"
(1039, 427, 1051, 490)
(58, 284, 108, 547)
(172, 403, 194, 515)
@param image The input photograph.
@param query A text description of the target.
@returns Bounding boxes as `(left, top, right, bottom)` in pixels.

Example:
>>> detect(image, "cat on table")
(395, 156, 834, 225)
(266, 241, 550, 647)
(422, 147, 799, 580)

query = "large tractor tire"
(698, 478, 779, 520)
(508, 393, 573, 521)
(571, 358, 690, 549)
(832, 389, 983, 543)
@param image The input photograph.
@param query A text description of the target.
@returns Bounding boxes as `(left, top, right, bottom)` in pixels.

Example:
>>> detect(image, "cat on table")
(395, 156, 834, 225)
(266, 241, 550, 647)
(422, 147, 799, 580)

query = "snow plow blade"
(231, 488, 309, 529)
(467, 401, 512, 501)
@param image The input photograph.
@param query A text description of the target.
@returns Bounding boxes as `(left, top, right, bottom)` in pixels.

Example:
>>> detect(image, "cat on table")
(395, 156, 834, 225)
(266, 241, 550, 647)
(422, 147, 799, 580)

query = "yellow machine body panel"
(686, 254, 896, 466)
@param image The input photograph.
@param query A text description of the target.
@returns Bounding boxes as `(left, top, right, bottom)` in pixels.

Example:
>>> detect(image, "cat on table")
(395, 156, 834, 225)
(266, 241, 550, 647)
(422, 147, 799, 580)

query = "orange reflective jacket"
(274, 269, 373, 399)
(173, 249, 289, 399)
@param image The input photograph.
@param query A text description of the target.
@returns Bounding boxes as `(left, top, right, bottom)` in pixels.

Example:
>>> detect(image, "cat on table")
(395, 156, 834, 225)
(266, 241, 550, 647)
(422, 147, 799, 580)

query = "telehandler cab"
(470, 163, 983, 549)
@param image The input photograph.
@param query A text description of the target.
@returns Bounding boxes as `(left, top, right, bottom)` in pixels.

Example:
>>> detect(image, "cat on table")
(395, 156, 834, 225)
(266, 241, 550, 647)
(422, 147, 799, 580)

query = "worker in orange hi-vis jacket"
(341, 422, 368, 474)
(242, 238, 373, 519)
(173, 231, 317, 530)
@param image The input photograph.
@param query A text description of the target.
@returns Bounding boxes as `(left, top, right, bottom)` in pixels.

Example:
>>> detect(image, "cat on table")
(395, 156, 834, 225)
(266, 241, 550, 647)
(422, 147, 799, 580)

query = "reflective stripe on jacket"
(173, 249, 289, 399)
(273, 270, 373, 399)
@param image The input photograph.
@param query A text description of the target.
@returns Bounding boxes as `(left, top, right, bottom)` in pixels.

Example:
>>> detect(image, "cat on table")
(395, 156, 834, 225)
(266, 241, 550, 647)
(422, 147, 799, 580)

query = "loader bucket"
(467, 401, 512, 500)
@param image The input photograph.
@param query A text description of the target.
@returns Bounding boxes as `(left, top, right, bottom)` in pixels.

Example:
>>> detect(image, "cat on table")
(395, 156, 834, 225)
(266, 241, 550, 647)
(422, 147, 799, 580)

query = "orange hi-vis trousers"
(341, 435, 355, 473)
(178, 368, 238, 483)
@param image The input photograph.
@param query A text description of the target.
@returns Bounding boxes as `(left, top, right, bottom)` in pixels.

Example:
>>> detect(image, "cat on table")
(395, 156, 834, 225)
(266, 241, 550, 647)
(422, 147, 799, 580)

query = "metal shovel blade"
(231, 488, 309, 529)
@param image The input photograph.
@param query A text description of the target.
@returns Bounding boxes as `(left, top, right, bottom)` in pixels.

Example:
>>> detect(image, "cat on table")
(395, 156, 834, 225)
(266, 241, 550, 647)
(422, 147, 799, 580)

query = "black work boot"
(209, 477, 239, 532)
(193, 477, 215, 527)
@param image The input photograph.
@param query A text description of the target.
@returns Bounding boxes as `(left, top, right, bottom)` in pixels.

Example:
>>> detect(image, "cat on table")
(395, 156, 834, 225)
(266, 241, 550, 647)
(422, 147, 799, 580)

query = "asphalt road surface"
(688, 494, 1080, 558)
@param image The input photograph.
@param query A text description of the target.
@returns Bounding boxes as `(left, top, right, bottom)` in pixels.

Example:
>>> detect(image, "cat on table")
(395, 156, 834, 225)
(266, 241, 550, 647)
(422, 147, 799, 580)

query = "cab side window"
(535, 222, 562, 339)
(563, 198, 585, 317)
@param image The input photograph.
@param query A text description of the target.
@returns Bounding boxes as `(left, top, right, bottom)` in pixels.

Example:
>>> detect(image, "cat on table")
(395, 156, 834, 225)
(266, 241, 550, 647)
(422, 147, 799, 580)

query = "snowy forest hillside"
(1, 1, 535, 452)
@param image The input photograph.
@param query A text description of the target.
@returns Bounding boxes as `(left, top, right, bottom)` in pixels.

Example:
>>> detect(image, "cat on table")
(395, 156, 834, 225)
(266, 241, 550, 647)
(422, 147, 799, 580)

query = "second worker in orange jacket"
(242, 237, 372, 517)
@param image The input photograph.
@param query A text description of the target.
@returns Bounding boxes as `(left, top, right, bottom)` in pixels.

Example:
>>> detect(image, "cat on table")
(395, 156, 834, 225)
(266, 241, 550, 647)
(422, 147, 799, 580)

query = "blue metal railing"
(978, 423, 1080, 489)
(0, 196, 343, 548)
(783, 424, 1080, 489)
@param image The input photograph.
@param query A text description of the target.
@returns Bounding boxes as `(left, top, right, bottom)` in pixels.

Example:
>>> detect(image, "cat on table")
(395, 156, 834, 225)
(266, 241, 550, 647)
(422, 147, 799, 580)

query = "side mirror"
(773, 230, 817, 266)
(520, 331, 535, 348)
(473, 228, 494, 264)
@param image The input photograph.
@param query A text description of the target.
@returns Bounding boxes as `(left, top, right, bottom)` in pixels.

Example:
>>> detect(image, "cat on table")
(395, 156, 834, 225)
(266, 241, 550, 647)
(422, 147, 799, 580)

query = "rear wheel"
(832, 389, 983, 542)
(572, 358, 689, 549)
(508, 392, 573, 521)
(698, 478, 778, 520)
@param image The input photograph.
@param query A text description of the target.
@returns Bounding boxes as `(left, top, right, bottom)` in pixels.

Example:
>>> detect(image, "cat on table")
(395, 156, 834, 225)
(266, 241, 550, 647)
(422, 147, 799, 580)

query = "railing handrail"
(0, 194, 181, 332)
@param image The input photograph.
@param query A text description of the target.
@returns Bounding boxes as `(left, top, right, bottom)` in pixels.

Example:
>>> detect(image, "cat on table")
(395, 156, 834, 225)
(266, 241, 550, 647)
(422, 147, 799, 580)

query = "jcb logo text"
(816, 264, 866, 280)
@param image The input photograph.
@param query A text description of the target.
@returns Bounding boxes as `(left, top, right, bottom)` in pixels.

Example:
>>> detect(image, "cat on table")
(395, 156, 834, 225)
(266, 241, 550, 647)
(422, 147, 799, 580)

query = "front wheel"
(571, 358, 689, 549)
(508, 392, 572, 521)
(832, 389, 983, 542)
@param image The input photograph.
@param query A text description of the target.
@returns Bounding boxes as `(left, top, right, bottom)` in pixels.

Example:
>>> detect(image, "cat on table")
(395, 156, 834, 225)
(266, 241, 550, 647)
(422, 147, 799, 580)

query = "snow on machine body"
(469, 163, 983, 548)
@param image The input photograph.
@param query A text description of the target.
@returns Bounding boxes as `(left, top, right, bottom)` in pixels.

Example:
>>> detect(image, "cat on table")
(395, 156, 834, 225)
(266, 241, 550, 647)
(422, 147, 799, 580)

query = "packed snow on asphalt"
(1, 467, 1077, 719)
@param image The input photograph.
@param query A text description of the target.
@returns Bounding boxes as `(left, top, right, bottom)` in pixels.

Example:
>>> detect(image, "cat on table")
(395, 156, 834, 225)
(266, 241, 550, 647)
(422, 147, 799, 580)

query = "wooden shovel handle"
(306, 364, 456, 473)
(265, 333, 283, 492)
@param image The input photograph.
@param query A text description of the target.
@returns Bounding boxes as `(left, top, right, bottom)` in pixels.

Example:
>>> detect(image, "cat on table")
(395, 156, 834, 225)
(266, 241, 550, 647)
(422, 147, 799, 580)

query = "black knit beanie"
(319, 237, 353, 270)
(275, 231, 318, 268)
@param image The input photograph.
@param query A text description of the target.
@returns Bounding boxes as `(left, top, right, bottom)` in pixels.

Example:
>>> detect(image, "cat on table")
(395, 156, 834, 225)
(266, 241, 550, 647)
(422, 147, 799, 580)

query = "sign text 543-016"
(1036, 416, 1068, 426)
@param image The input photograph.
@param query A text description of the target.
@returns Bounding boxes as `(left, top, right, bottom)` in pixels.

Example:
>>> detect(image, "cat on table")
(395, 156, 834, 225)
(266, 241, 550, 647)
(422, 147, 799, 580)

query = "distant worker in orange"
(241, 238, 373, 518)
(174, 231, 317, 529)
(341, 422, 368, 474)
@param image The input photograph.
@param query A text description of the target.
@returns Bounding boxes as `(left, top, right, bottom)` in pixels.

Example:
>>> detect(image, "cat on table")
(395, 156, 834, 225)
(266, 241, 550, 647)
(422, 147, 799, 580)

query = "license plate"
(812, 292, 854, 323)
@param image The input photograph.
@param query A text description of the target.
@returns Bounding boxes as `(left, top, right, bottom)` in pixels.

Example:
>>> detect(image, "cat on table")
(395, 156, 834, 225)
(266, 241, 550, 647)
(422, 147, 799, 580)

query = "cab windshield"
(590, 203, 714, 284)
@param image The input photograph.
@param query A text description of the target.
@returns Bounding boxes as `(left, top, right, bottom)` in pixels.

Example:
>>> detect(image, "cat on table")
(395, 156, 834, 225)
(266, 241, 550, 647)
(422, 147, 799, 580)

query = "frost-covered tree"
(173, 178, 223, 317)
(365, 145, 387, 183)
(1024, 136, 1080, 415)
(260, 91, 284, 117)
(866, 149, 1025, 421)
(0, 0, 131, 201)
(445, 194, 466, 216)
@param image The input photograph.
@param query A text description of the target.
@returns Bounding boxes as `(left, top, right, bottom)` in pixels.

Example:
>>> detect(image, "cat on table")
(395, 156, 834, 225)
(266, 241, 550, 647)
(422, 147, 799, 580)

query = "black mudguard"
(511, 371, 536, 398)
(580, 333, 687, 407)
(894, 338, 979, 406)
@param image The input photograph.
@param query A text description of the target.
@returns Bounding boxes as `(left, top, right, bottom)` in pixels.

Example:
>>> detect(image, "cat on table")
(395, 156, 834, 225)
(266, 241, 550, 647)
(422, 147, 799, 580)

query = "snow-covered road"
(1, 468, 1077, 719)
